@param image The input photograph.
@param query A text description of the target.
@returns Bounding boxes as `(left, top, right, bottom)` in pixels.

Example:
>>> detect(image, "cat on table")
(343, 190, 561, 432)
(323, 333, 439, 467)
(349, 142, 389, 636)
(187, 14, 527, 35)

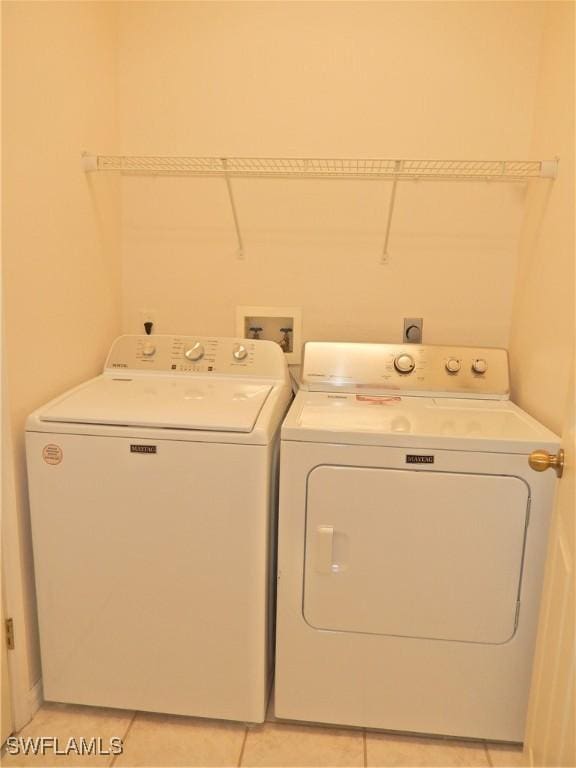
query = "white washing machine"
(26, 334, 291, 723)
(275, 342, 560, 741)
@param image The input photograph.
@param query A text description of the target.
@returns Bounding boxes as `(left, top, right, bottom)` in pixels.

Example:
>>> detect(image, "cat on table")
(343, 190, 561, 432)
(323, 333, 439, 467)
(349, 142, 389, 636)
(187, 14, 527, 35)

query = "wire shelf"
(85, 155, 558, 181)
(81, 152, 558, 264)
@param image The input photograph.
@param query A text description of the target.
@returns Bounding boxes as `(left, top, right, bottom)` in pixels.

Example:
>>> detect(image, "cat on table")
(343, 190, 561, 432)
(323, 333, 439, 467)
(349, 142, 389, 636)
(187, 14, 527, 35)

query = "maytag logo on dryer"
(406, 454, 434, 464)
(130, 445, 157, 454)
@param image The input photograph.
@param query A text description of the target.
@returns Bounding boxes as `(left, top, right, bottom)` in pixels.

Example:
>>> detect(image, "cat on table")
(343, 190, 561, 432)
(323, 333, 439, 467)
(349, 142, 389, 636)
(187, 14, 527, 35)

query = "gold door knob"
(528, 449, 564, 478)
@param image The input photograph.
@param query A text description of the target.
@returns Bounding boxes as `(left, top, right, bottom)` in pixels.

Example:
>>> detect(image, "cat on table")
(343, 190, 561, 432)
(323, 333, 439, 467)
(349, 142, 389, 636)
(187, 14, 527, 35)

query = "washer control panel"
(302, 342, 509, 398)
(104, 335, 288, 380)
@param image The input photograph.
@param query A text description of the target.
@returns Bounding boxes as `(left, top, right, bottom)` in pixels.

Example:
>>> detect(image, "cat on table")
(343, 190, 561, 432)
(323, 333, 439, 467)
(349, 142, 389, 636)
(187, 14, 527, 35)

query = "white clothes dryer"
(275, 342, 560, 741)
(26, 334, 291, 723)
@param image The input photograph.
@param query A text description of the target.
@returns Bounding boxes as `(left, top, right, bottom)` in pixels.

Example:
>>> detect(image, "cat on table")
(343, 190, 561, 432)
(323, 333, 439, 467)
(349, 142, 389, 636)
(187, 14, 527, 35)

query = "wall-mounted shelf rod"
(82, 153, 558, 263)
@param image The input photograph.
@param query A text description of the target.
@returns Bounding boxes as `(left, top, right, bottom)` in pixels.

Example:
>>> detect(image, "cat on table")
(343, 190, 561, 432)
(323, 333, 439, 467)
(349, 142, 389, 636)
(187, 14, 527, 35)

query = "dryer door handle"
(315, 525, 335, 574)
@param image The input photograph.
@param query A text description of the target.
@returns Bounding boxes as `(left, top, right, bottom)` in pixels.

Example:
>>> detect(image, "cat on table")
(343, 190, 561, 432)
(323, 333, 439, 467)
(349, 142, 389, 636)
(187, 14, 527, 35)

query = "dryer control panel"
(105, 335, 288, 381)
(301, 342, 509, 399)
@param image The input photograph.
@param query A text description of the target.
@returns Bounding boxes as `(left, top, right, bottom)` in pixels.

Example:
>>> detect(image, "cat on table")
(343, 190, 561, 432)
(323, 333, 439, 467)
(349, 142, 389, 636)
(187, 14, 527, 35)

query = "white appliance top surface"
(31, 334, 290, 434)
(40, 375, 274, 432)
(285, 341, 560, 450)
(282, 391, 560, 451)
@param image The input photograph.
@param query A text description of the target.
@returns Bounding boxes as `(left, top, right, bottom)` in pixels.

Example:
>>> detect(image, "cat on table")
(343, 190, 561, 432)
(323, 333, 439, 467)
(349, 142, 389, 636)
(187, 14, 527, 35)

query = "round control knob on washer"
(142, 344, 156, 357)
(394, 353, 416, 374)
(184, 342, 205, 362)
(472, 358, 488, 374)
(232, 344, 248, 361)
(445, 358, 461, 374)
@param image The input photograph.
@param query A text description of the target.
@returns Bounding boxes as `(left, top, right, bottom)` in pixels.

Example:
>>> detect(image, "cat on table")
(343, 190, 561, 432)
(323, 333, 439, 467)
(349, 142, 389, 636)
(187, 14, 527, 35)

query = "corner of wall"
(508, 0, 575, 435)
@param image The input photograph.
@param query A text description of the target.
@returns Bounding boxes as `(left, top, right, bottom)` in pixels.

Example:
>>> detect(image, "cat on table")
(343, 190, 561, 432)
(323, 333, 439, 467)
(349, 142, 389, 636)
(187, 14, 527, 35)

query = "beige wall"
(2, 1, 121, 688)
(118, 1, 545, 346)
(509, 1, 575, 436)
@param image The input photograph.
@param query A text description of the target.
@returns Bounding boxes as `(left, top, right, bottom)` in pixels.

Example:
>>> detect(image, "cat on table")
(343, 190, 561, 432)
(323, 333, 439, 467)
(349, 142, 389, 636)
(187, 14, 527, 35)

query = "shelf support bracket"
(222, 158, 244, 260)
(81, 152, 98, 172)
(381, 160, 402, 264)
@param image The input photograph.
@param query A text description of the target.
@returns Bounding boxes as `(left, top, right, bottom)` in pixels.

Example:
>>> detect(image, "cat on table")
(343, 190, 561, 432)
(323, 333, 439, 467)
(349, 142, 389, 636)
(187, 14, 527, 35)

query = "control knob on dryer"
(185, 342, 205, 362)
(472, 358, 488, 374)
(142, 344, 156, 357)
(445, 358, 461, 374)
(394, 353, 415, 374)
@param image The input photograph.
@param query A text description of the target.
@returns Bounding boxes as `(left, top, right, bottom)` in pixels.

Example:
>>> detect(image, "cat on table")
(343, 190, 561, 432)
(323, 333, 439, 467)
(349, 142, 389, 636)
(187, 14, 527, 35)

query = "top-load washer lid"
(40, 375, 273, 433)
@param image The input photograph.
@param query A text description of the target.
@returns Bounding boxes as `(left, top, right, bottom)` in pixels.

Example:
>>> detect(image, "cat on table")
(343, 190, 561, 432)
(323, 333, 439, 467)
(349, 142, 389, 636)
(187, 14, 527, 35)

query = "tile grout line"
(110, 711, 137, 767)
(236, 725, 249, 767)
(484, 741, 494, 767)
(363, 729, 368, 767)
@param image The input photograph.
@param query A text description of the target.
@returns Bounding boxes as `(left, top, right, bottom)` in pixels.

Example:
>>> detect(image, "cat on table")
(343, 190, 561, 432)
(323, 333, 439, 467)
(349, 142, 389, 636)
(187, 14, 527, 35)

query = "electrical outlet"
(236, 306, 302, 364)
(139, 310, 157, 335)
(403, 317, 423, 344)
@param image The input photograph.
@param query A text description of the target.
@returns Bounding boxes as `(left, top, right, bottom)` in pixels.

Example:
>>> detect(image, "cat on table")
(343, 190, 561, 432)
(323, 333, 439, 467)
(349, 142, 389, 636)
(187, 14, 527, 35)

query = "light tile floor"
(1, 697, 524, 768)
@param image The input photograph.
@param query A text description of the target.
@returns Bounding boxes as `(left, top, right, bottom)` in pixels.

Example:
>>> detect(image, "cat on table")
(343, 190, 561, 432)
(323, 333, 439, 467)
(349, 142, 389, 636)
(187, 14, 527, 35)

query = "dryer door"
(303, 466, 529, 644)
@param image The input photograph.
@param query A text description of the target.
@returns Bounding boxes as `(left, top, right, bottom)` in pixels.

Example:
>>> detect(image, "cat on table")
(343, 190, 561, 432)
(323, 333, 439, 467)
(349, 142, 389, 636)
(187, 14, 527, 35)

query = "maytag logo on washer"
(130, 445, 157, 454)
(406, 454, 434, 464)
